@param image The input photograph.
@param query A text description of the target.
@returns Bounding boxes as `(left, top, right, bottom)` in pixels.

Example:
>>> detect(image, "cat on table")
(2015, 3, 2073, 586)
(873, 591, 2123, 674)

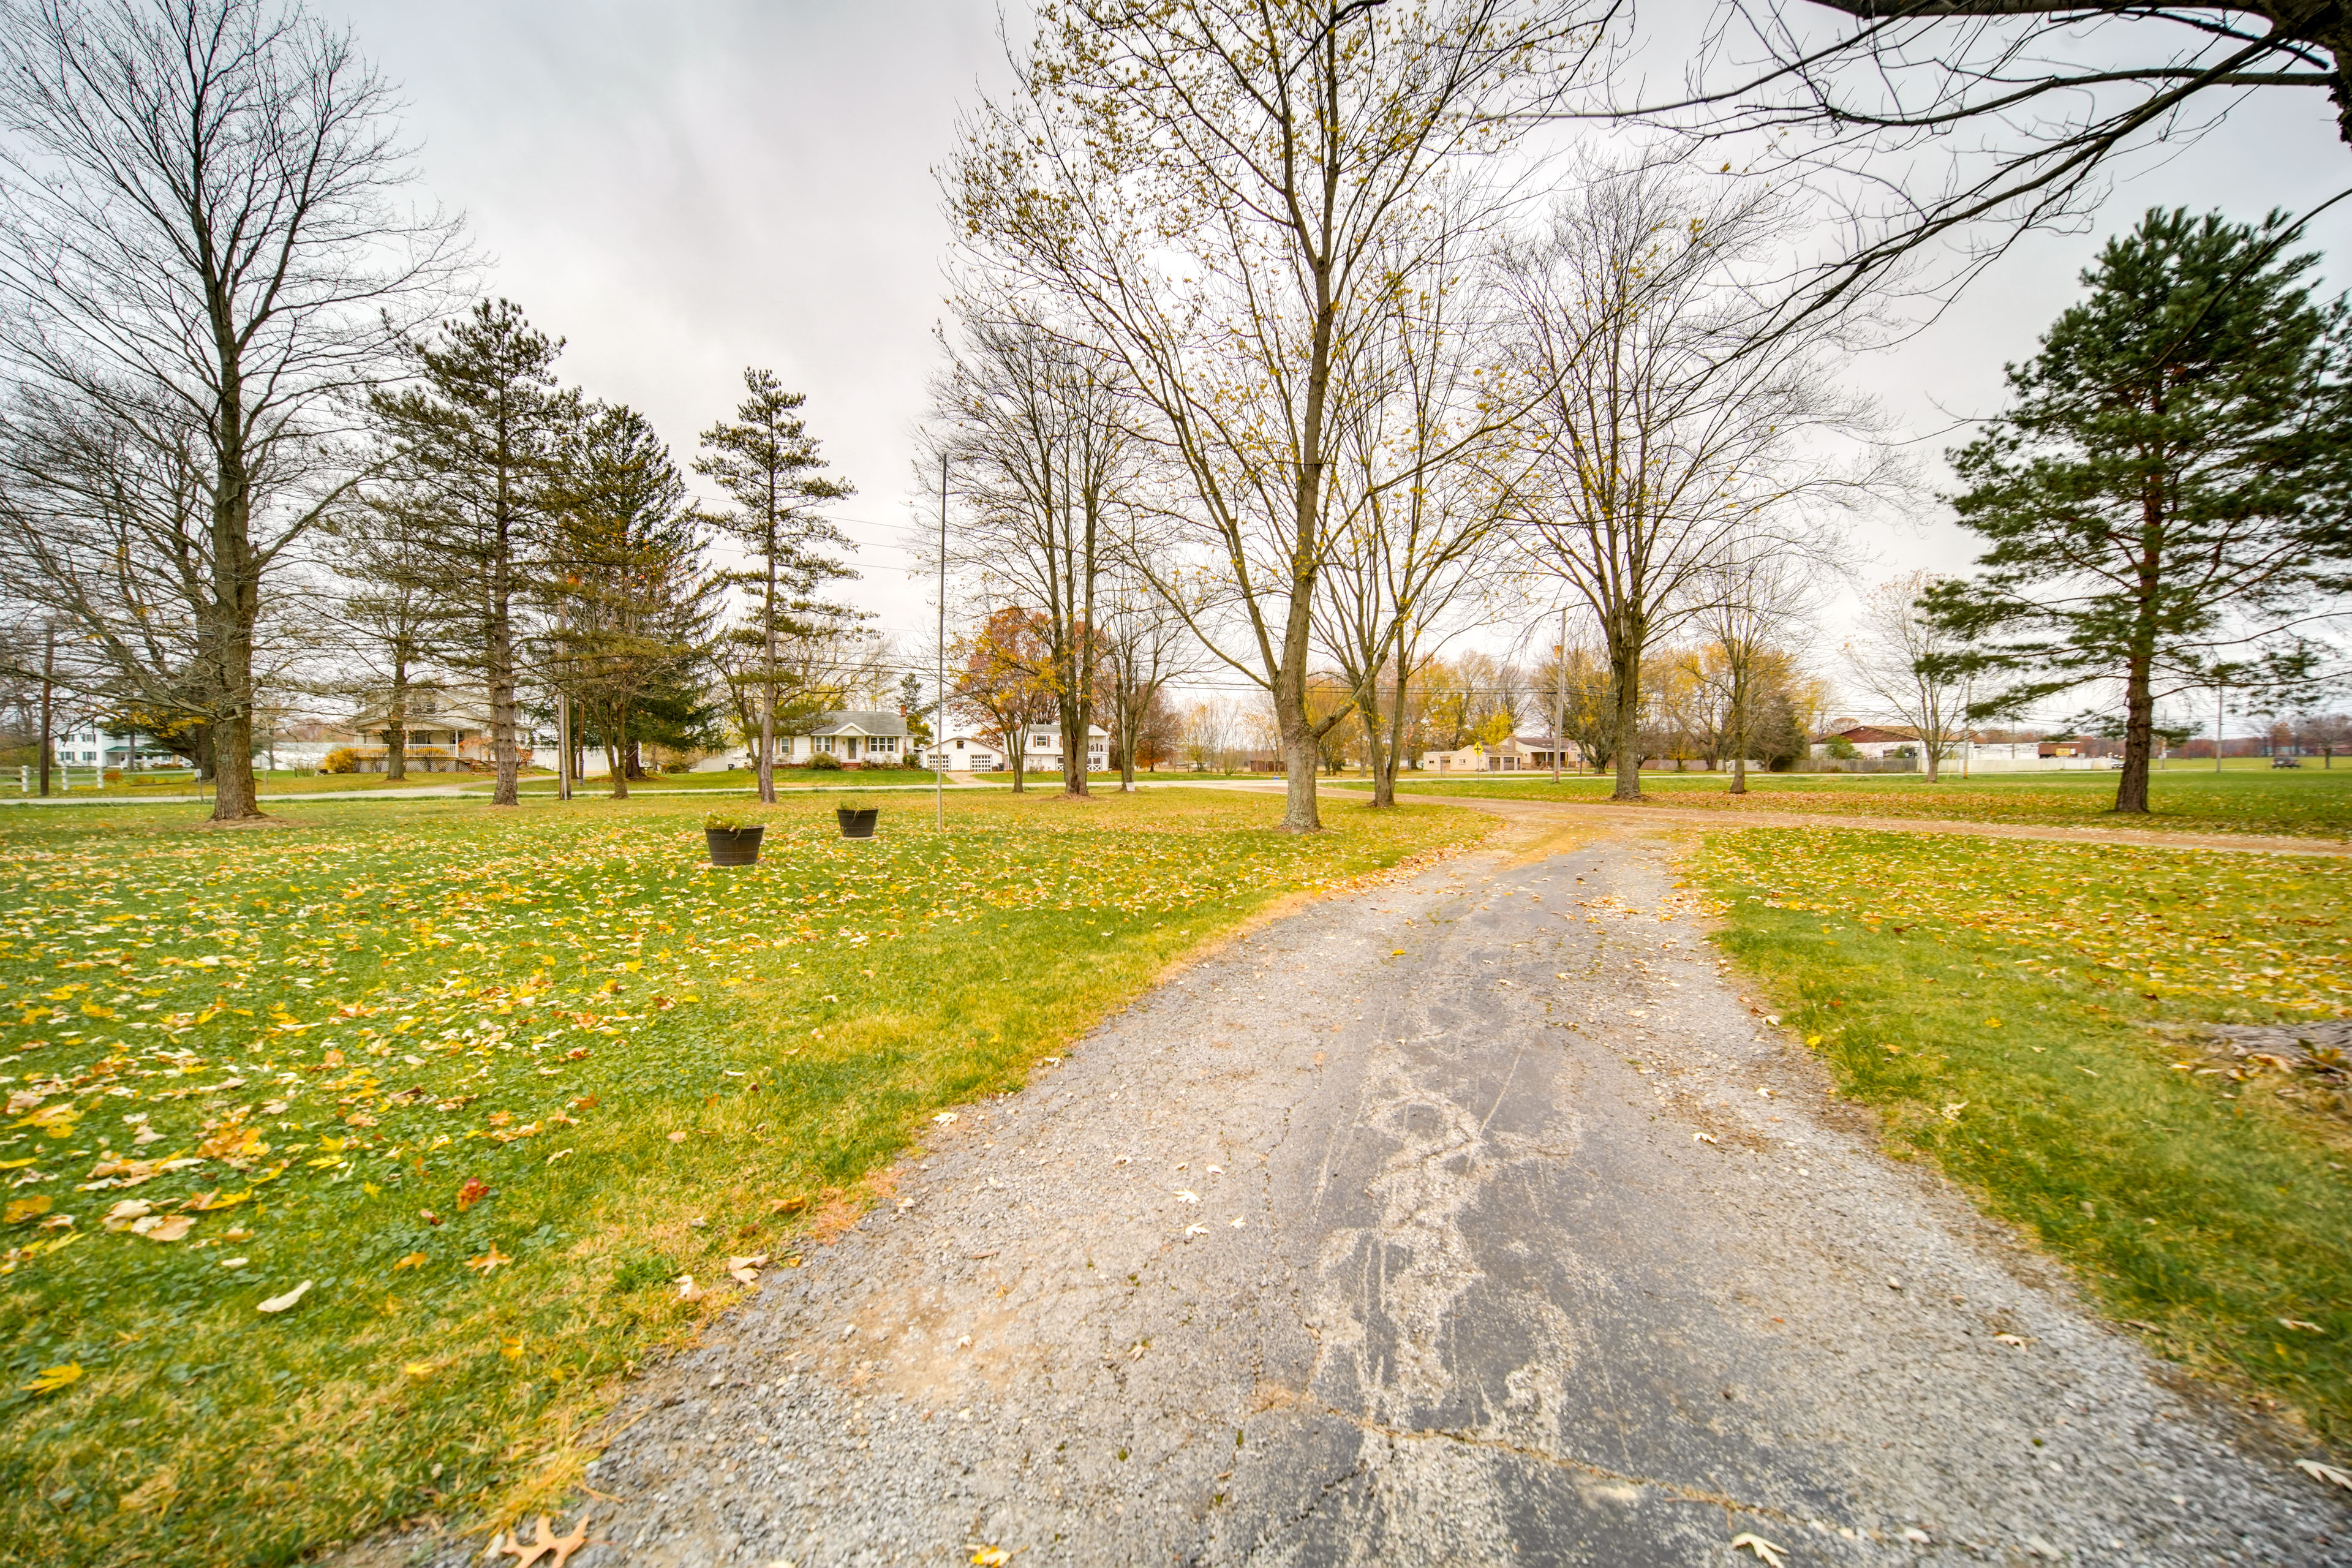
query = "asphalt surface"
(439, 819, 2343, 1566)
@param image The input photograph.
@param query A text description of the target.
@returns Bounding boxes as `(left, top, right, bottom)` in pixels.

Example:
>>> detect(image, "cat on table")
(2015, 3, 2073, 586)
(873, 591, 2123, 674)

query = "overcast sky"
(324, 1, 2352, 719)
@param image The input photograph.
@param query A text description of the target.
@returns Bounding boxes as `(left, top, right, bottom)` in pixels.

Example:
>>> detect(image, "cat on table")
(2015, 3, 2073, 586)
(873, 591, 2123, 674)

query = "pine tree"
(543, 402, 721, 798)
(693, 369, 856, 804)
(369, 300, 572, 806)
(1929, 209, 2352, 814)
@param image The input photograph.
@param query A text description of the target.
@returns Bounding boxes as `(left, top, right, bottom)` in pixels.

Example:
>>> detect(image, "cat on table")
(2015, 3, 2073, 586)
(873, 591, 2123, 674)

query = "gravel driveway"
(546, 818, 2346, 1566)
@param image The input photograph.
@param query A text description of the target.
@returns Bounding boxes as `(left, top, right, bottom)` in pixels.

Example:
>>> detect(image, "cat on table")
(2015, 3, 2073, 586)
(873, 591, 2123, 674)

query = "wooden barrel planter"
(704, 824, 765, 866)
(836, 807, 879, 839)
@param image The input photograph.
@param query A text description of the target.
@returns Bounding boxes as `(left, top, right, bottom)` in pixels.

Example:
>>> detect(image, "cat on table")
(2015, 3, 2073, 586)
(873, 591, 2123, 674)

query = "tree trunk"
(625, 733, 645, 782)
(385, 662, 409, 782)
(1607, 631, 1644, 802)
(488, 551, 519, 807)
(1728, 669, 1749, 796)
(757, 542, 778, 805)
(2115, 650, 2155, 814)
(605, 736, 628, 799)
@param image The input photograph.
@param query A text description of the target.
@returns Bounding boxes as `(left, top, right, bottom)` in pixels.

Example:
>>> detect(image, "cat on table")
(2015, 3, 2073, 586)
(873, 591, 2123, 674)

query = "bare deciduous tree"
(0, 0, 461, 820)
(949, 0, 1608, 832)
(1501, 164, 1888, 801)
(1606, 0, 2352, 338)
(1845, 570, 1969, 782)
(927, 307, 1137, 798)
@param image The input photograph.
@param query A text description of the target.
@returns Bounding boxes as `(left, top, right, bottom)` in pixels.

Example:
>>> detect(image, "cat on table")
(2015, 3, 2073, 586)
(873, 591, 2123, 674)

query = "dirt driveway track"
(532, 809, 2343, 1568)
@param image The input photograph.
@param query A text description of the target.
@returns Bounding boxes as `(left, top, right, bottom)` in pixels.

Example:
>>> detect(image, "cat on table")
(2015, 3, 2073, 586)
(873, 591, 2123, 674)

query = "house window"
(874, 736, 898, 753)
(815, 736, 835, 755)
(954, 737, 964, 750)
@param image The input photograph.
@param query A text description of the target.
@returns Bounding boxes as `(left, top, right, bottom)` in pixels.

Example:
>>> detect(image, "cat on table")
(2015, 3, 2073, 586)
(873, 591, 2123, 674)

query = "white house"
(1422, 733, 1579, 773)
(927, 722, 1108, 774)
(47, 726, 180, 770)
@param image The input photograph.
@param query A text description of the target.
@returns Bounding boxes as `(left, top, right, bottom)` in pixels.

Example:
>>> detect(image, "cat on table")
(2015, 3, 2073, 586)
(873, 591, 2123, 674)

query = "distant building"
(925, 721, 1105, 774)
(1423, 734, 1580, 772)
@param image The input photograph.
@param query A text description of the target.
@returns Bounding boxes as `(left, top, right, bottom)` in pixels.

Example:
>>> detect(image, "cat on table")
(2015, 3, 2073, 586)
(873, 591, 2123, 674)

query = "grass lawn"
(1365, 762, 2352, 840)
(6, 772, 466, 801)
(0, 790, 1485, 1566)
(1691, 826, 2352, 1441)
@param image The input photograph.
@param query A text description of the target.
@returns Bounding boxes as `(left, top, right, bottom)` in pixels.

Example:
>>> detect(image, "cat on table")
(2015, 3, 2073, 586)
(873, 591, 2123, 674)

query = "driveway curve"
(543, 817, 2342, 1566)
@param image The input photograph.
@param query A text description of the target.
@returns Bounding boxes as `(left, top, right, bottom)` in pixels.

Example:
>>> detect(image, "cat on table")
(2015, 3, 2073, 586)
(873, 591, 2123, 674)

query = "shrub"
(319, 747, 359, 775)
(807, 752, 843, 771)
(703, 811, 750, 832)
(1824, 735, 1860, 760)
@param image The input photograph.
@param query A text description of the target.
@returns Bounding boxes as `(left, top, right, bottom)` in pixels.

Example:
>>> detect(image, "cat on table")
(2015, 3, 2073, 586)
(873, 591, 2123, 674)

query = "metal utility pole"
(1551, 607, 1566, 783)
(37, 626, 54, 797)
(937, 451, 948, 833)
(2215, 680, 2226, 774)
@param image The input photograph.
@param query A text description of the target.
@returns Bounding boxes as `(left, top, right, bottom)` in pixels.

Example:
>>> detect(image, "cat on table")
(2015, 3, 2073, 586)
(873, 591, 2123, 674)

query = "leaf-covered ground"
(1371, 762, 2352, 840)
(1691, 827, 2352, 1442)
(0, 790, 1485, 1567)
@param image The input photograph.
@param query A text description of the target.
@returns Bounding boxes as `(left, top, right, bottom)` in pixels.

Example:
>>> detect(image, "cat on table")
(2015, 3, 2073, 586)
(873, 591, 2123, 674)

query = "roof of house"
(808, 710, 910, 737)
(1825, 725, 1920, 744)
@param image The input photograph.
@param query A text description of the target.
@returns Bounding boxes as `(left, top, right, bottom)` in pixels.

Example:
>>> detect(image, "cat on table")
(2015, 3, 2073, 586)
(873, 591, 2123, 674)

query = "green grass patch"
(1691, 826, 2352, 1438)
(1365, 763, 2352, 840)
(0, 789, 1485, 1566)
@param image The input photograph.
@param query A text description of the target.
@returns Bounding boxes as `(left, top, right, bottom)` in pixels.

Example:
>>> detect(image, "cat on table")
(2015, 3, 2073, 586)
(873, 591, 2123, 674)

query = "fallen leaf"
(257, 1280, 313, 1314)
(2280, 1319, 2325, 1333)
(456, 1177, 490, 1212)
(1174, 1189, 1199, 1204)
(465, 1246, 511, 1275)
(4, 1194, 52, 1225)
(970, 1548, 1008, 1567)
(1730, 1532, 1785, 1567)
(21, 1362, 80, 1394)
(393, 1253, 429, 1270)
(1942, 1101, 1968, 1121)
(1693, 1133, 1717, 1145)
(675, 1273, 705, 1302)
(102, 1199, 154, 1231)
(932, 1112, 959, 1126)
(1994, 1332, 2029, 1348)
(666, 1131, 687, 1144)
(141, 1215, 194, 1243)
(2298, 1459, 2352, 1491)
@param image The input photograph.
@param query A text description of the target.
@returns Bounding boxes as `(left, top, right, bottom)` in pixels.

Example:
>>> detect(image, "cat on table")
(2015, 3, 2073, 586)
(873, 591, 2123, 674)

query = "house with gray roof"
(783, 710, 911, 766)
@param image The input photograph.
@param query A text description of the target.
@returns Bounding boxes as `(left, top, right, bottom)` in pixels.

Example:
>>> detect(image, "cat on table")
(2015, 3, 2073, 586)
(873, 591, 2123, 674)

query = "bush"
(807, 752, 843, 771)
(319, 747, 359, 775)
(1824, 735, 1860, 760)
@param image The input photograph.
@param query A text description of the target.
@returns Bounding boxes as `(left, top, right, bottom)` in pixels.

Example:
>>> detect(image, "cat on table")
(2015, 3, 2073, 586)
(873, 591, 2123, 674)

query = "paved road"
(527, 818, 2343, 1567)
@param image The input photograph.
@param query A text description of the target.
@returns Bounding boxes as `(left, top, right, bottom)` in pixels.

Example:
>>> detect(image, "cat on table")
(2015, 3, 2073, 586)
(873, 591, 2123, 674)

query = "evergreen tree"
(1928, 209, 2352, 814)
(693, 369, 856, 804)
(542, 402, 721, 798)
(369, 301, 572, 806)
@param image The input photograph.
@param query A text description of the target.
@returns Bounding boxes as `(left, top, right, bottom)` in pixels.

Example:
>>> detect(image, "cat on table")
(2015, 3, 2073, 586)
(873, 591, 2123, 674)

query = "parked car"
(2104, 757, 2126, 769)
(2272, 755, 2303, 769)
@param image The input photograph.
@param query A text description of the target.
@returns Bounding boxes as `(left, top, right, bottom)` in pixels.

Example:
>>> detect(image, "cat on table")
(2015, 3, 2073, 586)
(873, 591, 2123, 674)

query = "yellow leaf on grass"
(22, 1363, 80, 1393)
(5, 1195, 52, 1225)
(142, 1215, 194, 1243)
(465, 1246, 511, 1275)
(393, 1253, 429, 1270)
(257, 1280, 313, 1314)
